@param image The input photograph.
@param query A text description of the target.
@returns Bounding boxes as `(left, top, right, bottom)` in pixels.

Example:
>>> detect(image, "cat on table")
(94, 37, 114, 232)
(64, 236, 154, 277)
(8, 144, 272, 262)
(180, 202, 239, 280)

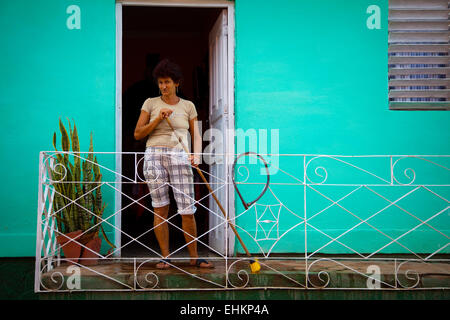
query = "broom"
(165, 117, 261, 273)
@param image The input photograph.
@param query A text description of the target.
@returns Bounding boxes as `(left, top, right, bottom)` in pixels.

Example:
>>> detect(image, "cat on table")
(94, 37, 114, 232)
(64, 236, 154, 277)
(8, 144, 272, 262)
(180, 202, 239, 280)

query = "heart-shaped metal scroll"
(231, 152, 270, 210)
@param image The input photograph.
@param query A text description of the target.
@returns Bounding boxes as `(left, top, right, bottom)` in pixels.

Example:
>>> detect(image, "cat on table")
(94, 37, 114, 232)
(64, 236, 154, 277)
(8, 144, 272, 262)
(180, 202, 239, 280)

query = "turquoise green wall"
(0, 0, 116, 256)
(234, 0, 450, 255)
(0, 0, 448, 257)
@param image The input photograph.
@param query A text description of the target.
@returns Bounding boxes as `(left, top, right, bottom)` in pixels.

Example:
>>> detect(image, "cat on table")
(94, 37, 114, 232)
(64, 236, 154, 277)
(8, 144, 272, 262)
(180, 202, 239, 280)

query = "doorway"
(117, 3, 234, 258)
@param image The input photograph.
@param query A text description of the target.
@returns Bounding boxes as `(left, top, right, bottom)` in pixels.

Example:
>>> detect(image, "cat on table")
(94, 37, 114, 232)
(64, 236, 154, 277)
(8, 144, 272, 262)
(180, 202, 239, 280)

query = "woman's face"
(158, 77, 178, 96)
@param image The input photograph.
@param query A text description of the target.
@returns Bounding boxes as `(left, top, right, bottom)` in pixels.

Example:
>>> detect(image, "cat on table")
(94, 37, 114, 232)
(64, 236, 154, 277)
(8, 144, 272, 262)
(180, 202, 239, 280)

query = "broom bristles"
(250, 259, 261, 273)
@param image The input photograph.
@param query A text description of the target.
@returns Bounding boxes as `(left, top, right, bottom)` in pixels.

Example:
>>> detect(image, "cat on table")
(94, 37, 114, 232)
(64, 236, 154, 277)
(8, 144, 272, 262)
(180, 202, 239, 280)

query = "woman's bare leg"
(181, 214, 197, 263)
(154, 205, 170, 268)
(181, 214, 213, 268)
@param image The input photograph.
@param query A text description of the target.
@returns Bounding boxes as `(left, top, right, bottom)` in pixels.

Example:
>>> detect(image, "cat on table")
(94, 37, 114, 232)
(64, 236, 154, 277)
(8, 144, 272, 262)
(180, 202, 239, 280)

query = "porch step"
(38, 258, 450, 291)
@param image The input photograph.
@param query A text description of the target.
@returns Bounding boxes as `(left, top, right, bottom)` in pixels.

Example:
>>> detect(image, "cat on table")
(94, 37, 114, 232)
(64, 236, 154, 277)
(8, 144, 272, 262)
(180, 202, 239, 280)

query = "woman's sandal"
(156, 259, 172, 269)
(194, 258, 214, 269)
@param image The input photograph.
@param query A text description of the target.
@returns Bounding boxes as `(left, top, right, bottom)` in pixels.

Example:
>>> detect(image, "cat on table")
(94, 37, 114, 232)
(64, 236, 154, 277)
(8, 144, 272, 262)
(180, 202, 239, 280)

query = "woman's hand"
(134, 108, 173, 141)
(188, 154, 200, 167)
(188, 117, 202, 169)
(158, 108, 173, 120)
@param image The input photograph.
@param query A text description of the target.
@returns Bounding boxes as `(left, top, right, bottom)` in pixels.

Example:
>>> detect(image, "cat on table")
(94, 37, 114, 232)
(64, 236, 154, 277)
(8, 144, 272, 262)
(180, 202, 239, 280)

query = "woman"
(134, 59, 213, 269)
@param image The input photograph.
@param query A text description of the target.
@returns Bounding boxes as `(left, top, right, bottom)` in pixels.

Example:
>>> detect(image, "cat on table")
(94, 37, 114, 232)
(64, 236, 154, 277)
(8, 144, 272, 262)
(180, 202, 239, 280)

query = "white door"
(208, 9, 230, 255)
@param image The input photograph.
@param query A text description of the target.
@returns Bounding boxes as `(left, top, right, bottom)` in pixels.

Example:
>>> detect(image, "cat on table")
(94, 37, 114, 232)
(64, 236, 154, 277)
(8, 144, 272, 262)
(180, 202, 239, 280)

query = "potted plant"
(50, 118, 114, 265)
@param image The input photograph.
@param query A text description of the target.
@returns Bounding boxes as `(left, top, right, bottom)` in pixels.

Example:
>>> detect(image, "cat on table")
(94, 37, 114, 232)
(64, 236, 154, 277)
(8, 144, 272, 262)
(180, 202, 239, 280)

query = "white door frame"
(115, 0, 236, 256)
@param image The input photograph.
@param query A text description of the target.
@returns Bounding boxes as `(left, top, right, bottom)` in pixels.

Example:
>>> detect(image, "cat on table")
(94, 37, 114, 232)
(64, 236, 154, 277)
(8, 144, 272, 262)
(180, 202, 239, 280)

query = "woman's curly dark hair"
(152, 59, 183, 84)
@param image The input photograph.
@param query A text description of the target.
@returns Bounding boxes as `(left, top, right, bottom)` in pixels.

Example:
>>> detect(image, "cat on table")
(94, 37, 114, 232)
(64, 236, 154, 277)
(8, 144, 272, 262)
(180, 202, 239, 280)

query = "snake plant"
(50, 118, 114, 248)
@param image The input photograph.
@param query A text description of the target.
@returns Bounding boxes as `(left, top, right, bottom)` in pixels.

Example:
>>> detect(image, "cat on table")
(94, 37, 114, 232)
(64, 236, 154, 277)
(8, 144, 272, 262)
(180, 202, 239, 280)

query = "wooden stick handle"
(195, 168, 252, 257)
(165, 118, 252, 257)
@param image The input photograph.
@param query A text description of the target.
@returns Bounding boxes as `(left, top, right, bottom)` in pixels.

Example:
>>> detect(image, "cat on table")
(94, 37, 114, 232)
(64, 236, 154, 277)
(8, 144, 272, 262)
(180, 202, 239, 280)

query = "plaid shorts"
(143, 147, 196, 215)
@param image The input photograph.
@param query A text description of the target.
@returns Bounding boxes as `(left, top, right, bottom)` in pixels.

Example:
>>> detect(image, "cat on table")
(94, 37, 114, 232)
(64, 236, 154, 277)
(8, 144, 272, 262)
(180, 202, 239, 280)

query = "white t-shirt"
(141, 96, 198, 149)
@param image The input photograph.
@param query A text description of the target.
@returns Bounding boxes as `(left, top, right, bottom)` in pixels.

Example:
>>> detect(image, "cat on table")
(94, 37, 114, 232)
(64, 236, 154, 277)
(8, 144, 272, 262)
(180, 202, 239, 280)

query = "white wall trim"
(226, 4, 236, 256)
(114, 2, 123, 256)
(118, 0, 233, 8)
(115, 0, 236, 256)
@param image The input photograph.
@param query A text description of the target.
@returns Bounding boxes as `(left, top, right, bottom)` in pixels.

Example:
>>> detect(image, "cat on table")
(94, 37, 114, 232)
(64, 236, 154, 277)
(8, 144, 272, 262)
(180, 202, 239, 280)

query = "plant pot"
(80, 236, 102, 266)
(56, 230, 83, 265)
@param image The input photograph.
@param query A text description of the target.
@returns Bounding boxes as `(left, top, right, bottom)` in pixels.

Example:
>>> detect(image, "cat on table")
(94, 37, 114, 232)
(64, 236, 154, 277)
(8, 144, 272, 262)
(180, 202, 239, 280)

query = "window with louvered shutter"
(388, 0, 450, 110)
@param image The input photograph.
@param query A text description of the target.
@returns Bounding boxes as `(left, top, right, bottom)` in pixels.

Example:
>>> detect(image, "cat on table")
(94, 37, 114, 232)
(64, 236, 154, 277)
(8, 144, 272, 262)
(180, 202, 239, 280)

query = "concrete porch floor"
(39, 255, 450, 291)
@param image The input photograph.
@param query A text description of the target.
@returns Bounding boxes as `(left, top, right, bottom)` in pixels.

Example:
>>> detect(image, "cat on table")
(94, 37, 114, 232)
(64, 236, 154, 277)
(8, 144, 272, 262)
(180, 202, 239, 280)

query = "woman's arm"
(188, 117, 202, 167)
(134, 109, 172, 141)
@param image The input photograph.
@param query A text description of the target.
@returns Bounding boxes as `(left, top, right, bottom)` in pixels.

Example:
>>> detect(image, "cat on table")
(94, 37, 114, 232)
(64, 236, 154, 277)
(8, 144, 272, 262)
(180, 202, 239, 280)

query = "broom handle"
(165, 118, 252, 258)
(196, 168, 252, 258)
